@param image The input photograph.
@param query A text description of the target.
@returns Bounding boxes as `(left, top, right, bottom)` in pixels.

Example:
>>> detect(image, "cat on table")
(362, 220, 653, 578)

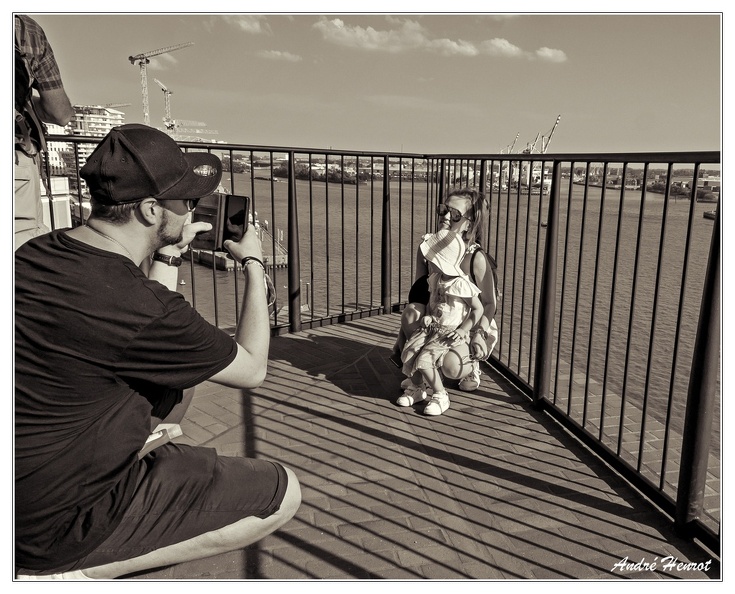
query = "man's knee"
(279, 467, 301, 520)
(402, 303, 426, 334)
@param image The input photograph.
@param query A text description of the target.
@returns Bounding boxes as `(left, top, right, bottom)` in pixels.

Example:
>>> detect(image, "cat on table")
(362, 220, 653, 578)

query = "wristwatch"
(473, 328, 489, 341)
(152, 252, 183, 267)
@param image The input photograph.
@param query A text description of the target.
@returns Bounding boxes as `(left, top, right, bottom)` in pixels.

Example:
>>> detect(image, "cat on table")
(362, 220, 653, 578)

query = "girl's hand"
(446, 327, 469, 346)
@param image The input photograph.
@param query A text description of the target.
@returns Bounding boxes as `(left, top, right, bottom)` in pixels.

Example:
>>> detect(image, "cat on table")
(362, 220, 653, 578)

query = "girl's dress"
(401, 271, 480, 377)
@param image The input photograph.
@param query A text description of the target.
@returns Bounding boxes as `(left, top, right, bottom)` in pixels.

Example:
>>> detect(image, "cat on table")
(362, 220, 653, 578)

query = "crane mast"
(154, 78, 174, 129)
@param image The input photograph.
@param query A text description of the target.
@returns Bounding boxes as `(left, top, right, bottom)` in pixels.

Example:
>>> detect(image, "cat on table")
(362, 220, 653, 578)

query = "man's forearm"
(234, 262, 271, 365)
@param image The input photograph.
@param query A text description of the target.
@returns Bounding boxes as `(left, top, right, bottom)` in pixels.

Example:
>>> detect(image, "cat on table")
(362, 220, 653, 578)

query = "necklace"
(85, 224, 135, 262)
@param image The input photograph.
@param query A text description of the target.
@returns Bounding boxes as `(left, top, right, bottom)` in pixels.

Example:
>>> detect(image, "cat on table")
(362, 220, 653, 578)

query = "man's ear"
(137, 198, 159, 226)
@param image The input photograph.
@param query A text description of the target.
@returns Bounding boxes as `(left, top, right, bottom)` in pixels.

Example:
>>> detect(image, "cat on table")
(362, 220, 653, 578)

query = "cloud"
(222, 15, 272, 35)
(313, 17, 426, 53)
(479, 38, 525, 58)
(535, 47, 568, 63)
(313, 17, 566, 62)
(257, 50, 302, 62)
(427, 38, 479, 57)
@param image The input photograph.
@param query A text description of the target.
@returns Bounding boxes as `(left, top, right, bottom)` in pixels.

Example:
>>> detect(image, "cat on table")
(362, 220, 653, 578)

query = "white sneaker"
(424, 391, 450, 416)
(459, 364, 481, 392)
(396, 384, 427, 407)
(16, 569, 94, 580)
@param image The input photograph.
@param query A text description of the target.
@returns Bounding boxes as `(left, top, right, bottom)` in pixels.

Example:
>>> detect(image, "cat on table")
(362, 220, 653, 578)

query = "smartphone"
(191, 193, 251, 251)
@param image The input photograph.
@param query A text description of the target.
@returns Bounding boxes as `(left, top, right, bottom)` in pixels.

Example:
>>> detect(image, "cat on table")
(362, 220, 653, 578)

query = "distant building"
(43, 105, 128, 199)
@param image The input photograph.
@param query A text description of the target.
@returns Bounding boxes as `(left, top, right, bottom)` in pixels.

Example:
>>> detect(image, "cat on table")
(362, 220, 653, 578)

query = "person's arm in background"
(468, 252, 498, 361)
(33, 87, 73, 126)
(21, 16, 74, 125)
(414, 244, 428, 281)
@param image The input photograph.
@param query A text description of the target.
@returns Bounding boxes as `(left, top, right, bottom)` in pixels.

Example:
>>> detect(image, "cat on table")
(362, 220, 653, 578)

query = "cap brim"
(157, 152, 223, 201)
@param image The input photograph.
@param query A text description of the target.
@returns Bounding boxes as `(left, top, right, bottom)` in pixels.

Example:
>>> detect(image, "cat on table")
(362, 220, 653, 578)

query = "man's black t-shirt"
(14, 230, 238, 570)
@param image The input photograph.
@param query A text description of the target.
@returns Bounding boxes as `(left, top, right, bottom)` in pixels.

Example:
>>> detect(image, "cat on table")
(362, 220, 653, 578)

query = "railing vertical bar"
(438, 158, 446, 211)
(638, 162, 674, 470)
(518, 162, 534, 377)
(355, 157, 360, 311)
(370, 157, 375, 307)
(509, 169, 522, 374)
(675, 201, 720, 533)
(568, 162, 591, 415)
(661, 162, 701, 489)
(398, 157, 403, 301)
(553, 161, 577, 406)
(287, 150, 301, 332)
(582, 162, 609, 426)
(494, 161, 502, 260)
(325, 154, 331, 316)
(618, 162, 650, 455)
(427, 159, 434, 232)
(528, 162, 545, 383)
(499, 162, 513, 362)
(381, 155, 392, 312)
(308, 154, 315, 318)
(222, 148, 240, 324)
(269, 152, 278, 325)
(341, 155, 345, 314)
(532, 160, 562, 406)
(599, 162, 628, 440)
(410, 157, 416, 287)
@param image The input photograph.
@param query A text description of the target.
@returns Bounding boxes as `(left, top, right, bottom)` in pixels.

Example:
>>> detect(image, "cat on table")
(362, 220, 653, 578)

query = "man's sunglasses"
(185, 198, 200, 212)
(436, 203, 468, 222)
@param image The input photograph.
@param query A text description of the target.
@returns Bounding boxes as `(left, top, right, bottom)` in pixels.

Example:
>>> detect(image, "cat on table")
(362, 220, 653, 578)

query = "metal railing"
(45, 135, 721, 555)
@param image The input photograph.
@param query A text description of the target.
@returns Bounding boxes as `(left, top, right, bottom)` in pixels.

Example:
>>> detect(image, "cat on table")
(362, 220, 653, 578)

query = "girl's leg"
(423, 367, 450, 417)
(420, 367, 444, 395)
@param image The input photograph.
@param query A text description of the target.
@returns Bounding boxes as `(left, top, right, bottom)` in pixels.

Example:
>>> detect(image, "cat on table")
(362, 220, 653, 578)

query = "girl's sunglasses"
(436, 203, 468, 222)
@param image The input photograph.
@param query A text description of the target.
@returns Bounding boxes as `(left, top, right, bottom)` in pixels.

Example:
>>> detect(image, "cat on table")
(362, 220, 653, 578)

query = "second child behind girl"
(398, 229, 483, 416)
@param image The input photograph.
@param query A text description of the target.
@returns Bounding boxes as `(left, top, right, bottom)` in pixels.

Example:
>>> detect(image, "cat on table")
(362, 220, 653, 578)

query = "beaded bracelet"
(241, 256, 266, 272)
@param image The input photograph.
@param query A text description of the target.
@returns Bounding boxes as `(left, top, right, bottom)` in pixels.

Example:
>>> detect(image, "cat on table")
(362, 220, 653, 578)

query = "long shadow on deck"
(134, 314, 719, 579)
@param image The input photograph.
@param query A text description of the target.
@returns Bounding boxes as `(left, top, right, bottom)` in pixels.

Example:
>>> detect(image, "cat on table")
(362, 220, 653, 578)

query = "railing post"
(675, 203, 720, 534)
(287, 151, 302, 332)
(479, 159, 487, 194)
(381, 155, 392, 313)
(438, 158, 446, 205)
(532, 160, 562, 407)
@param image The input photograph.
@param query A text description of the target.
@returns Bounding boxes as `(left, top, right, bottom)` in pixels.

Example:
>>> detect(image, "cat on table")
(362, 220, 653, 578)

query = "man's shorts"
(50, 443, 288, 572)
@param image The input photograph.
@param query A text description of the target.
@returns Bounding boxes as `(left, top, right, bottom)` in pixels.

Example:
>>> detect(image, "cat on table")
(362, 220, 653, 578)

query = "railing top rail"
(425, 151, 721, 163)
(48, 135, 720, 164)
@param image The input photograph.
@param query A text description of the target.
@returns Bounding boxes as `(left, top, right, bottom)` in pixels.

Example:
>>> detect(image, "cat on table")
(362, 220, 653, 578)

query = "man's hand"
(223, 222, 263, 263)
(170, 221, 213, 256)
(469, 332, 489, 361)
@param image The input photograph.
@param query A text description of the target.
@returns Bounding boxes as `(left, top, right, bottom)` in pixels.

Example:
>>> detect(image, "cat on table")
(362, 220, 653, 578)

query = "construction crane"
(501, 133, 519, 155)
(540, 115, 561, 154)
(153, 78, 174, 129)
(128, 42, 193, 126)
(521, 115, 561, 155)
(103, 102, 132, 109)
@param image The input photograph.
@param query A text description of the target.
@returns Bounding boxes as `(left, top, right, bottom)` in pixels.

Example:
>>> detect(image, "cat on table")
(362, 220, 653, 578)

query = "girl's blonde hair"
(445, 187, 488, 249)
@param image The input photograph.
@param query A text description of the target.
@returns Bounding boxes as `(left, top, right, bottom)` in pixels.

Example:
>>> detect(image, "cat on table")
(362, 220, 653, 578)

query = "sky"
(12, 6, 726, 156)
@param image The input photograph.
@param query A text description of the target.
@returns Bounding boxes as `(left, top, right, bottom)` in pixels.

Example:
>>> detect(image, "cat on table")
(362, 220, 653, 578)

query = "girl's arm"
(447, 294, 484, 344)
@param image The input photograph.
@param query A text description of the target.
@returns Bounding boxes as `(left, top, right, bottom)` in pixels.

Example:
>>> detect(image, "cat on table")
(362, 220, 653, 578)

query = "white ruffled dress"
(401, 271, 481, 377)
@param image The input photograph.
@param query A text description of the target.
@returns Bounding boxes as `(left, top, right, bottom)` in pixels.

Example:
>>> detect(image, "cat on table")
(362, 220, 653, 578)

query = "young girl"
(398, 229, 484, 416)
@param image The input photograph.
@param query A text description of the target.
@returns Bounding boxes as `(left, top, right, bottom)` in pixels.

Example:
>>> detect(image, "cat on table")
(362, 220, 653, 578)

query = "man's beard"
(156, 209, 184, 248)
